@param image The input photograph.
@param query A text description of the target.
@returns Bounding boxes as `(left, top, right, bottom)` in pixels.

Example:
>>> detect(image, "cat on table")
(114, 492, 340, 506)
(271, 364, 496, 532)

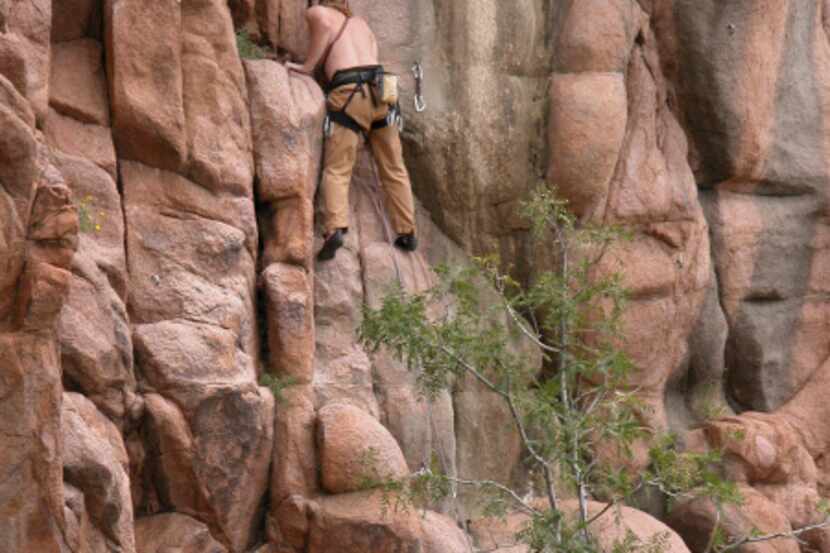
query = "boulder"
(420, 511, 470, 553)
(105, 0, 187, 171)
(547, 72, 628, 218)
(245, 60, 324, 269)
(62, 392, 136, 553)
(471, 501, 691, 553)
(245, 62, 323, 203)
(188, 386, 274, 552)
(263, 263, 314, 382)
(553, 0, 641, 73)
(0, 93, 38, 201)
(140, 387, 275, 553)
(307, 491, 470, 553)
(142, 393, 202, 512)
(15, 174, 79, 331)
(317, 403, 409, 494)
(122, 162, 257, 336)
(668, 488, 799, 553)
(134, 320, 251, 407)
(135, 513, 227, 553)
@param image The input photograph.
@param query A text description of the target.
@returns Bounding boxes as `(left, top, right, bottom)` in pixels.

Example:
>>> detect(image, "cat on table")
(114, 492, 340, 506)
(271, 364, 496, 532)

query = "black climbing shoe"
(394, 233, 417, 252)
(317, 228, 346, 261)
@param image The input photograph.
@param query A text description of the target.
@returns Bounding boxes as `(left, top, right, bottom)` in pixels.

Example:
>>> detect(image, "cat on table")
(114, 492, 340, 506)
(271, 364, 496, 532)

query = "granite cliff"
(2, 1, 830, 552)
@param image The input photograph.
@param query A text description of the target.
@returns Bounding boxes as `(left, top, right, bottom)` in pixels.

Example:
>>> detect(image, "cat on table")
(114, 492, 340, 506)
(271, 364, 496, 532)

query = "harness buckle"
(385, 105, 404, 133)
(323, 114, 332, 138)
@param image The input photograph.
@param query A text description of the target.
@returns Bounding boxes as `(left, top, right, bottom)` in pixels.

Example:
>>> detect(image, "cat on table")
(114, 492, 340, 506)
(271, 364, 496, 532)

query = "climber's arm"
(286, 7, 331, 74)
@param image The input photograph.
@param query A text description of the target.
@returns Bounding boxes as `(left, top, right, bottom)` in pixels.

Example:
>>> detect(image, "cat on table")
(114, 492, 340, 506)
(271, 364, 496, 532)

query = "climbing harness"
(411, 62, 426, 113)
(323, 65, 386, 137)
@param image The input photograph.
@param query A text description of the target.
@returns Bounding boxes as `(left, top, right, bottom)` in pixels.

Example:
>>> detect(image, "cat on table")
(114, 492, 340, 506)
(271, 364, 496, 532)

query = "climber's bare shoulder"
(327, 18, 378, 76)
(305, 6, 378, 77)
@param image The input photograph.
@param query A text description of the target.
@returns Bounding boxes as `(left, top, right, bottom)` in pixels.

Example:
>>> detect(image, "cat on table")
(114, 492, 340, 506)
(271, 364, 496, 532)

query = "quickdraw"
(411, 62, 426, 113)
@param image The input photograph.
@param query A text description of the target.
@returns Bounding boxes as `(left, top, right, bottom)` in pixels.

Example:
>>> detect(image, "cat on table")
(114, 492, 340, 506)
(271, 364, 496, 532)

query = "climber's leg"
(368, 122, 416, 236)
(321, 121, 360, 236)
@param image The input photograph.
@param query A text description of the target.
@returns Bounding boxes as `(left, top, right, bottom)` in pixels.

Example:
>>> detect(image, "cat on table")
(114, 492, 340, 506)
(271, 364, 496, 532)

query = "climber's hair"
(319, 0, 352, 17)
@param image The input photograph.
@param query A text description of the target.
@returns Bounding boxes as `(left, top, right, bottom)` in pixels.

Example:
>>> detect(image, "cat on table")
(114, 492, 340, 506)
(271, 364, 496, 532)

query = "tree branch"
(503, 300, 562, 355)
(703, 509, 721, 553)
(719, 518, 830, 553)
(504, 373, 560, 522)
(585, 498, 618, 527)
(449, 476, 540, 517)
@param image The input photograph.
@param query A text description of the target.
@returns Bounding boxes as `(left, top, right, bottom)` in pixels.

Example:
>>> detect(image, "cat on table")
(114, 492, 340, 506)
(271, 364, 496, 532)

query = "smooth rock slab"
(45, 108, 117, 179)
(548, 72, 627, 218)
(50, 38, 110, 125)
(317, 403, 409, 494)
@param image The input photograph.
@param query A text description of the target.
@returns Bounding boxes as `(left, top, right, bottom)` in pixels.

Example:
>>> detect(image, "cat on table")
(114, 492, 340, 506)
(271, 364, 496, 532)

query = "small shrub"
(236, 30, 266, 60)
(77, 195, 102, 234)
(259, 373, 297, 403)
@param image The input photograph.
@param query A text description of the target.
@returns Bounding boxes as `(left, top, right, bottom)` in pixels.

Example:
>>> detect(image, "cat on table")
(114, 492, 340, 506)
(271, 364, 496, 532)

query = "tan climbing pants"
(321, 83, 416, 236)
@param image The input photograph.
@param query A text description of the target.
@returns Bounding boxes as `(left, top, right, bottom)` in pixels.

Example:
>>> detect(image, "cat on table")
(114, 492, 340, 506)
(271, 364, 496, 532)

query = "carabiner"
(411, 62, 427, 113)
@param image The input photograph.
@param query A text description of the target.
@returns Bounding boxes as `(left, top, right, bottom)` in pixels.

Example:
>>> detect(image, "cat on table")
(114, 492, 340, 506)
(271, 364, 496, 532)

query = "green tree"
(359, 185, 744, 552)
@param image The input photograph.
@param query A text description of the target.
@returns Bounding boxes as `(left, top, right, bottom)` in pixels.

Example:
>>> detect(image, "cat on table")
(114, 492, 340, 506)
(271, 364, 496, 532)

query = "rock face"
(652, 0, 830, 413)
(62, 392, 135, 553)
(3, 1, 830, 553)
(135, 513, 227, 553)
(317, 403, 409, 494)
(0, 34, 78, 551)
(470, 500, 692, 553)
(306, 492, 470, 553)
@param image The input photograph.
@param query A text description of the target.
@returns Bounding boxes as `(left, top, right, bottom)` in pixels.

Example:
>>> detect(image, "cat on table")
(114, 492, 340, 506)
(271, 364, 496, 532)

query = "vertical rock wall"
(2, 1, 830, 553)
(0, 4, 78, 551)
(110, 0, 273, 551)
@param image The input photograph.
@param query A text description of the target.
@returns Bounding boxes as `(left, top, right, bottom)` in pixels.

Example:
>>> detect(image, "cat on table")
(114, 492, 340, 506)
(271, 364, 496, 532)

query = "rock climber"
(285, 0, 418, 261)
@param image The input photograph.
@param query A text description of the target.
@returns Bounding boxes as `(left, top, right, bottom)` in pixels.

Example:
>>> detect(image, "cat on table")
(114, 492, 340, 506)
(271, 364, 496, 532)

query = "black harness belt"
(326, 65, 394, 135)
(327, 65, 383, 91)
(328, 110, 362, 134)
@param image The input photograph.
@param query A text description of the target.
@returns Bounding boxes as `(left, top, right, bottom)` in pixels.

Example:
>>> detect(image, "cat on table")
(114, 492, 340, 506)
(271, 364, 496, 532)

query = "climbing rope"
(363, 152, 458, 503)
(364, 155, 404, 286)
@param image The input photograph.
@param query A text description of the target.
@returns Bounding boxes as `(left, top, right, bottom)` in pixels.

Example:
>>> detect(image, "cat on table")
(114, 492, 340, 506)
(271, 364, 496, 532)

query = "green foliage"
(359, 184, 744, 552)
(76, 195, 102, 234)
(236, 30, 266, 60)
(691, 380, 729, 423)
(259, 373, 297, 403)
(646, 434, 742, 508)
